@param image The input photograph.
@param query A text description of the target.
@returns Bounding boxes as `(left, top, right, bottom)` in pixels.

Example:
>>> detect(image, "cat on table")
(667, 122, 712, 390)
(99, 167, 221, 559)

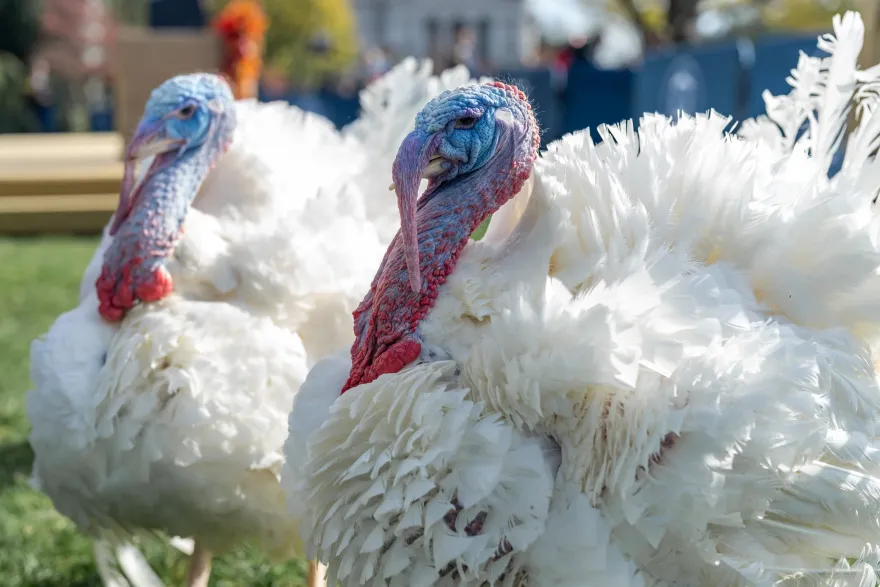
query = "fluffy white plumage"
(296, 359, 559, 587)
(30, 294, 309, 555)
(28, 98, 349, 575)
(28, 59, 477, 586)
(465, 254, 880, 586)
(285, 179, 565, 587)
(287, 11, 880, 587)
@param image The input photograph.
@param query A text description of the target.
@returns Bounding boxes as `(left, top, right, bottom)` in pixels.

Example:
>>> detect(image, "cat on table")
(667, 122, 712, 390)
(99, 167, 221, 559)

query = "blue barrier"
(745, 34, 826, 120)
(90, 111, 114, 132)
(258, 86, 359, 130)
(35, 104, 58, 133)
(744, 33, 844, 178)
(632, 41, 743, 128)
(564, 62, 634, 141)
(317, 89, 360, 128)
(285, 92, 335, 121)
(496, 68, 564, 145)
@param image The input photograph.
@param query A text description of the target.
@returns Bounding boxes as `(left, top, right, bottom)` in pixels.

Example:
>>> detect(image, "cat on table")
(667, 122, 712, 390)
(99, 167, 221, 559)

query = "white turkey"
(285, 11, 880, 587)
(27, 59, 476, 587)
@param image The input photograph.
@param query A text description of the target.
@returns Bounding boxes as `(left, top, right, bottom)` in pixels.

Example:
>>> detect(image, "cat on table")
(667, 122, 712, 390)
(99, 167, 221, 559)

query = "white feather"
(31, 59, 475, 585)
(289, 11, 880, 587)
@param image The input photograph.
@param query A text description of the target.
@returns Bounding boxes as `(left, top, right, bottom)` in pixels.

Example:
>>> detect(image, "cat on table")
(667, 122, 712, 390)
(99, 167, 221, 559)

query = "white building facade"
(352, 0, 540, 69)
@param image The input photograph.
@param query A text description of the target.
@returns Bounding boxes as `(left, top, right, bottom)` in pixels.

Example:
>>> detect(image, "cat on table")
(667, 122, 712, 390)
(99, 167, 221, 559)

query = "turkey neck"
(109, 151, 210, 266)
(342, 133, 535, 393)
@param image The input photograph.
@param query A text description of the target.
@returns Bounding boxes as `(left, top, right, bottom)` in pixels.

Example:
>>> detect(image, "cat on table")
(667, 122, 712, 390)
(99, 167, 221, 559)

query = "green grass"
(471, 217, 491, 241)
(0, 237, 309, 586)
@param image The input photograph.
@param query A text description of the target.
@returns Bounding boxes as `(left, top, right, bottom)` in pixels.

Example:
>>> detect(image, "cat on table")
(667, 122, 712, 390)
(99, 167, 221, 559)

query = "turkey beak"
(387, 155, 448, 191)
(422, 155, 449, 179)
(111, 118, 184, 236)
(125, 118, 184, 162)
(391, 130, 443, 293)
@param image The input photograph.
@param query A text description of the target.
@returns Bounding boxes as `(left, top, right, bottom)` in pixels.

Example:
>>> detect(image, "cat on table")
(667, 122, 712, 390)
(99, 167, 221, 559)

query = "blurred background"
(0, 0, 868, 137)
(0, 0, 874, 584)
(0, 0, 870, 233)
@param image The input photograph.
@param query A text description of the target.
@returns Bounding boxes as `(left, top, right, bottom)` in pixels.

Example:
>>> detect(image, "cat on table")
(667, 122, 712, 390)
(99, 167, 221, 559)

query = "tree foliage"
(0, 0, 39, 132)
(760, 0, 860, 31)
(0, 0, 39, 61)
(0, 52, 38, 132)
(611, 0, 861, 46)
(106, 0, 149, 26)
(207, 0, 358, 89)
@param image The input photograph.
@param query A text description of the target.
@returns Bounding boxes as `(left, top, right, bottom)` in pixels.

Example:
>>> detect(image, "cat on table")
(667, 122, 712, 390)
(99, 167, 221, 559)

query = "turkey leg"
(307, 560, 326, 587)
(186, 541, 212, 587)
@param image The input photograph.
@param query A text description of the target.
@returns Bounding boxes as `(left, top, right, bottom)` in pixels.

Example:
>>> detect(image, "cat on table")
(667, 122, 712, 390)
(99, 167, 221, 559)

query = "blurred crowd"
(0, 0, 849, 134)
(0, 0, 647, 135)
(358, 25, 603, 86)
(357, 25, 485, 83)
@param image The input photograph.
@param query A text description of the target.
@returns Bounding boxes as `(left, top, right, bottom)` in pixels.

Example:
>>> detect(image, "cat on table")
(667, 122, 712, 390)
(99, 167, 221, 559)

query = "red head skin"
(341, 82, 540, 393)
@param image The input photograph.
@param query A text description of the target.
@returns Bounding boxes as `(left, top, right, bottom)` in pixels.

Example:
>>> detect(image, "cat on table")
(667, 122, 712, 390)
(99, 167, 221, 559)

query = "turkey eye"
(455, 116, 478, 129)
(179, 104, 196, 118)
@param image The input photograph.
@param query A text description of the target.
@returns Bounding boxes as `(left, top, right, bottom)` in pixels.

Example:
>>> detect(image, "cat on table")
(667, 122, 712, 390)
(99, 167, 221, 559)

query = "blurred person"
(540, 38, 572, 93)
(39, 0, 114, 132)
(667, 0, 698, 43)
(554, 31, 604, 93)
(333, 67, 359, 96)
(430, 52, 452, 75)
(452, 25, 478, 71)
(27, 56, 55, 131)
(364, 46, 391, 82)
(261, 66, 290, 100)
(567, 31, 602, 64)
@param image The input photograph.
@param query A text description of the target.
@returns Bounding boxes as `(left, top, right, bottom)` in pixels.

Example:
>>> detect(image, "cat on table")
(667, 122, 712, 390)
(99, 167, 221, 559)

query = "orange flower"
(213, 0, 267, 99)
(212, 0, 268, 41)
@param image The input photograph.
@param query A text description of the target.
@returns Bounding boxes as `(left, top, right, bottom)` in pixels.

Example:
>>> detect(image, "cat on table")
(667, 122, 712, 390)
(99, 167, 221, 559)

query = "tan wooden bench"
(0, 27, 221, 234)
(0, 133, 121, 234)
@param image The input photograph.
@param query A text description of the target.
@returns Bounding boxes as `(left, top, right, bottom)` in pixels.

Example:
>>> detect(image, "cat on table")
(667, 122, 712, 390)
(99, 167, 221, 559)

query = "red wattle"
(341, 337, 421, 393)
(135, 266, 174, 303)
(95, 259, 174, 322)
